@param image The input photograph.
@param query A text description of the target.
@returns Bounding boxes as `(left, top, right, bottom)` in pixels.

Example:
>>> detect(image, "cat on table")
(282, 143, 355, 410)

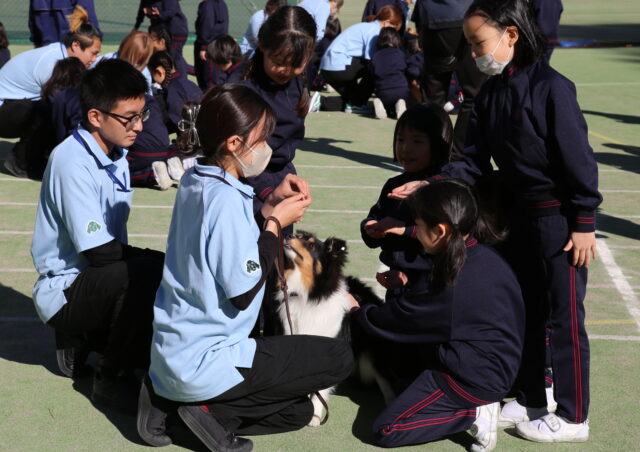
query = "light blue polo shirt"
(31, 126, 132, 322)
(149, 163, 264, 402)
(0, 42, 67, 105)
(320, 21, 381, 71)
(239, 9, 267, 54)
(299, 0, 331, 41)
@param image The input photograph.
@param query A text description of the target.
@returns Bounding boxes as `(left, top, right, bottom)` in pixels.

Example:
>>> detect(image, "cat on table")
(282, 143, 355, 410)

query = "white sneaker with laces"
(395, 99, 407, 119)
(152, 161, 173, 190)
(469, 402, 499, 452)
(516, 413, 589, 443)
(373, 98, 387, 119)
(498, 399, 547, 427)
(166, 156, 185, 181)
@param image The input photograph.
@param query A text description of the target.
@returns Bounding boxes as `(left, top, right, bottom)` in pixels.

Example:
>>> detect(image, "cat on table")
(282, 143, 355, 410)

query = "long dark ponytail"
(408, 179, 479, 287)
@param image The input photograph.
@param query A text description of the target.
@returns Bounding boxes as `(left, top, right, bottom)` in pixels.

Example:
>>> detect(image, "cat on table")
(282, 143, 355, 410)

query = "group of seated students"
(6, 1, 597, 451)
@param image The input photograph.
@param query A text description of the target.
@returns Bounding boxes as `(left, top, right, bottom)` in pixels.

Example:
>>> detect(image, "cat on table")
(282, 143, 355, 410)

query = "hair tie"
(178, 104, 201, 148)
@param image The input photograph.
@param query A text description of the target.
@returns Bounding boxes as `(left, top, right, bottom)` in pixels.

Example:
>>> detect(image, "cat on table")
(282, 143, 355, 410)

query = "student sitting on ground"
(371, 26, 410, 119)
(31, 59, 165, 414)
(207, 35, 247, 87)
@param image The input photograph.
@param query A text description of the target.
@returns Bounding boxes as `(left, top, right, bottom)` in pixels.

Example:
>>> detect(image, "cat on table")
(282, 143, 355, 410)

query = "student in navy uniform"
(31, 59, 164, 413)
(137, 84, 353, 450)
(242, 6, 317, 234)
(371, 27, 410, 119)
(353, 179, 525, 451)
(134, 0, 188, 59)
(362, 103, 452, 291)
(1, 7, 101, 177)
(0, 23, 10, 70)
(390, 0, 600, 443)
(148, 23, 189, 79)
(194, 0, 229, 90)
(412, 0, 487, 157)
(530, 0, 563, 62)
(148, 50, 202, 134)
(207, 35, 247, 87)
(320, 5, 403, 112)
(29, 1, 100, 47)
(404, 33, 424, 101)
(299, 0, 343, 42)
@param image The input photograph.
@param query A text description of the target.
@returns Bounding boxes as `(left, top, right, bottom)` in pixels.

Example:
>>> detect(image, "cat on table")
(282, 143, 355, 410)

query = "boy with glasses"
(31, 59, 164, 414)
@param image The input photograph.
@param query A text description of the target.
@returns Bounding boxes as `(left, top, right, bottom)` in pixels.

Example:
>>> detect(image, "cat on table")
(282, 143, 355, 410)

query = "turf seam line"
(596, 238, 640, 331)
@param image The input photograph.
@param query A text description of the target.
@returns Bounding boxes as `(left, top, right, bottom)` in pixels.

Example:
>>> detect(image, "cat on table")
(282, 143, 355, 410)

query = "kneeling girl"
(353, 179, 525, 451)
(138, 84, 353, 451)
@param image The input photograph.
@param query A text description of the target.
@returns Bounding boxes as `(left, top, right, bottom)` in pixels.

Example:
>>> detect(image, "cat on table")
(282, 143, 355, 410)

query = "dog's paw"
(307, 415, 322, 427)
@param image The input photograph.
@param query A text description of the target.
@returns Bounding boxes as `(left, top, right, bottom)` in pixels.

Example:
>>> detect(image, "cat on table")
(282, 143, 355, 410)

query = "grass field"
(1, 1, 639, 451)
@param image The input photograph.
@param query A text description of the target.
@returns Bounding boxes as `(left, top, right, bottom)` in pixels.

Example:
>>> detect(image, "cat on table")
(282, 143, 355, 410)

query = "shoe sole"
(515, 426, 589, 443)
(137, 382, 172, 447)
(178, 406, 253, 452)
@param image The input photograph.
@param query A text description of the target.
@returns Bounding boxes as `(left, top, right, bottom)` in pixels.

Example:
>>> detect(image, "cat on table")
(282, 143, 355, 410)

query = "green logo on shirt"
(246, 260, 260, 274)
(86, 221, 102, 234)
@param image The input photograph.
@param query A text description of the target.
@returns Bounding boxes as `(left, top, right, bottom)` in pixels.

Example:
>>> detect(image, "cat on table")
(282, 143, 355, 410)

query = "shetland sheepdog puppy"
(273, 231, 394, 426)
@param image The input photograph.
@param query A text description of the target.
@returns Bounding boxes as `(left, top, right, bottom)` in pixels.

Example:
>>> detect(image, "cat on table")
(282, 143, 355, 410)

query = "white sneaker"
(546, 386, 558, 413)
(469, 402, 499, 452)
(152, 161, 173, 190)
(308, 91, 321, 114)
(498, 400, 547, 427)
(395, 99, 407, 119)
(516, 413, 589, 443)
(325, 84, 337, 94)
(373, 98, 387, 119)
(166, 156, 185, 181)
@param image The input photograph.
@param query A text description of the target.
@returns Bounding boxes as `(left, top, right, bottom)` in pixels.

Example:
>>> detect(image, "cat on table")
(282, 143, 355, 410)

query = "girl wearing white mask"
(138, 84, 354, 451)
(388, 0, 600, 446)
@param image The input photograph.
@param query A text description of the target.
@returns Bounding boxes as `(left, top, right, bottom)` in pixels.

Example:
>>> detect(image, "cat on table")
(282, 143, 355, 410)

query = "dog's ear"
(324, 237, 347, 258)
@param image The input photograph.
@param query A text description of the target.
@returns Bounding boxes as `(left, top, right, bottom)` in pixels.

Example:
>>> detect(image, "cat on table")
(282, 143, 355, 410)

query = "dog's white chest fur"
(275, 269, 350, 337)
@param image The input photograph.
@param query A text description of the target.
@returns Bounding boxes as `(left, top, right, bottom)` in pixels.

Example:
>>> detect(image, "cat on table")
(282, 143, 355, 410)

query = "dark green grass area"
(1, 6, 640, 450)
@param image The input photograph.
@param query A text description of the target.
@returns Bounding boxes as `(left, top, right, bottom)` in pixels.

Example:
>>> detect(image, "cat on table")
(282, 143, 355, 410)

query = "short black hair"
(0, 22, 9, 49)
(80, 59, 148, 119)
(207, 35, 243, 65)
(377, 27, 403, 50)
(148, 23, 173, 49)
(465, 0, 546, 68)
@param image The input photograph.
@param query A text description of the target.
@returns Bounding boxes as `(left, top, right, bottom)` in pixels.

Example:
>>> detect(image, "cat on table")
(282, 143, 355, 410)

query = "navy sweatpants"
(373, 370, 477, 447)
(506, 213, 590, 423)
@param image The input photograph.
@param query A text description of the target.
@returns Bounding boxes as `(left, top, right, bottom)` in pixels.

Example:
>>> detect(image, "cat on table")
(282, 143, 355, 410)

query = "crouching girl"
(353, 179, 525, 452)
(137, 84, 353, 451)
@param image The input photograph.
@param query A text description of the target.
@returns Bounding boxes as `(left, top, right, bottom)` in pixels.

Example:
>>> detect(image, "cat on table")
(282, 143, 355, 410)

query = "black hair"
(207, 35, 243, 66)
(324, 15, 342, 40)
(473, 172, 514, 246)
(408, 179, 479, 287)
(181, 84, 277, 167)
(79, 59, 148, 120)
(465, 0, 546, 68)
(393, 103, 453, 175)
(246, 6, 316, 118)
(265, 0, 288, 15)
(0, 22, 9, 49)
(405, 33, 421, 56)
(62, 6, 102, 50)
(148, 51, 175, 89)
(41, 57, 87, 99)
(148, 23, 173, 50)
(377, 27, 403, 50)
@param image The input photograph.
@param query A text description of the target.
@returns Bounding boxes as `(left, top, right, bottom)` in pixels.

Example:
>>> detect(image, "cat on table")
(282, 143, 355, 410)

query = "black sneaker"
(55, 331, 91, 379)
(137, 376, 172, 447)
(91, 369, 139, 416)
(177, 405, 253, 452)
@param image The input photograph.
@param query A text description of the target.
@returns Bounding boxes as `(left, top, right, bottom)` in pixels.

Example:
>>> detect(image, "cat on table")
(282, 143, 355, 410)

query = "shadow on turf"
(597, 212, 640, 242)
(594, 143, 640, 176)
(298, 137, 399, 170)
(559, 23, 640, 44)
(583, 110, 640, 126)
(337, 381, 474, 449)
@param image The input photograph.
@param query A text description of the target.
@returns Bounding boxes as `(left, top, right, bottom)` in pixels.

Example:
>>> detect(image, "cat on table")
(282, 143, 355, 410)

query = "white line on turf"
(589, 335, 640, 342)
(596, 238, 640, 331)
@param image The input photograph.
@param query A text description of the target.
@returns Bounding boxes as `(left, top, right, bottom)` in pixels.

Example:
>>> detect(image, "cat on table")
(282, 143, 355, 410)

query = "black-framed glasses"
(97, 106, 151, 129)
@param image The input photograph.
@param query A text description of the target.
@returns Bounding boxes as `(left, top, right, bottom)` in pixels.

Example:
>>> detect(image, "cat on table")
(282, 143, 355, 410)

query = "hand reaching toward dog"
(266, 194, 312, 231)
(388, 180, 429, 200)
(364, 217, 406, 238)
(376, 270, 408, 289)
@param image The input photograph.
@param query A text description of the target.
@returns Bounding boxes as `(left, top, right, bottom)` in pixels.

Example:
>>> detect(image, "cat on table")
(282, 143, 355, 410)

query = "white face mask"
(233, 142, 273, 178)
(474, 29, 513, 76)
